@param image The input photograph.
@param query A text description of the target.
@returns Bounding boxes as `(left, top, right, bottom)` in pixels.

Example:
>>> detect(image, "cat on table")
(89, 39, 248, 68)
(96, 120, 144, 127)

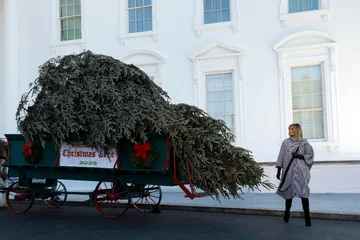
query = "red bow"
(134, 142, 150, 160)
(23, 141, 33, 158)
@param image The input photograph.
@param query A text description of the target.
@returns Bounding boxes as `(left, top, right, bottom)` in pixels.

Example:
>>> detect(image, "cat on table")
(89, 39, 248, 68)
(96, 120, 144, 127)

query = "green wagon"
(2, 133, 207, 218)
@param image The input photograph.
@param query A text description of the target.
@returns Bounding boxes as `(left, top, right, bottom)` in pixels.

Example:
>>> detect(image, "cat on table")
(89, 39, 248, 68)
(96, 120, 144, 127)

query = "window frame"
(127, 0, 153, 34)
(288, 62, 327, 141)
(119, 0, 160, 45)
(279, 0, 330, 27)
(50, 0, 87, 51)
(121, 50, 166, 88)
(274, 31, 340, 152)
(205, 72, 235, 133)
(59, 0, 82, 41)
(190, 43, 246, 146)
(194, 0, 240, 37)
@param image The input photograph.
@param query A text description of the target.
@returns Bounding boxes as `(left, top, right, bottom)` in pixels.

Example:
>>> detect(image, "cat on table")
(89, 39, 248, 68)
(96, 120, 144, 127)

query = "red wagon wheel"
(6, 181, 35, 213)
(131, 184, 162, 213)
(44, 180, 67, 208)
(93, 176, 131, 218)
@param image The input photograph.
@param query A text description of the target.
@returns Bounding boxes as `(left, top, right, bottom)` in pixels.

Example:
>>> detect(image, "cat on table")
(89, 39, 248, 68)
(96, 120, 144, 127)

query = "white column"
(1, 0, 19, 137)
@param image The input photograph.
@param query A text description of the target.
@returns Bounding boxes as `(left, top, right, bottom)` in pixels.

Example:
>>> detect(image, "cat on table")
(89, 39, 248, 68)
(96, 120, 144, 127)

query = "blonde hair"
(289, 123, 303, 140)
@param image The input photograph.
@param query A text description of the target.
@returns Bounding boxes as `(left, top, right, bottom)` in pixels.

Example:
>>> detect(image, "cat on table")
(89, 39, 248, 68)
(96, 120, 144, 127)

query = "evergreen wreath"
(22, 141, 42, 165)
(130, 142, 159, 169)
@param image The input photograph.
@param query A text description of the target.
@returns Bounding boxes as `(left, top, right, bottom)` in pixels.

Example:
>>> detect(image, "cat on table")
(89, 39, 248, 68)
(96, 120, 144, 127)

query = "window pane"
(136, 9, 144, 20)
(291, 67, 302, 81)
(144, 0, 151, 6)
(289, 0, 298, 13)
(67, 0, 73, 5)
(314, 124, 324, 139)
(313, 94, 323, 108)
(129, 22, 136, 33)
(136, 0, 143, 7)
(207, 92, 216, 102)
(74, 0, 80, 4)
(303, 112, 313, 124)
(61, 19, 68, 30)
(61, 0, 66, 6)
(311, 65, 321, 79)
(215, 78, 223, 88)
(292, 81, 301, 95)
(302, 81, 312, 94)
(299, 0, 308, 12)
(223, 74, 232, 86)
(68, 29, 74, 40)
(74, 3, 81, 15)
(145, 19, 152, 31)
(215, 102, 224, 114)
(302, 95, 312, 109)
(61, 30, 68, 41)
(129, 0, 135, 8)
(61, 5, 67, 17)
(224, 90, 233, 101)
(206, 76, 215, 89)
(67, 18, 74, 29)
(137, 21, 144, 32)
(292, 96, 302, 110)
(222, 0, 230, 9)
(215, 91, 224, 101)
(293, 112, 302, 123)
(75, 28, 81, 39)
(204, 0, 212, 11)
(222, 9, 230, 21)
(224, 115, 233, 131)
(310, 0, 319, 10)
(312, 79, 322, 94)
(129, 10, 136, 21)
(313, 111, 323, 124)
(204, 12, 213, 24)
(213, 10, 221, 23)
(303, 125, 314, 139)
(207, 102, 215, 114)
(144, 7, 152, 19)
(67, 4, 74, 16)
(301, 66, 311, 80)
(213, 0, 221, 10)
(75, 18, 81, 28)
(224, 101, 233, 114)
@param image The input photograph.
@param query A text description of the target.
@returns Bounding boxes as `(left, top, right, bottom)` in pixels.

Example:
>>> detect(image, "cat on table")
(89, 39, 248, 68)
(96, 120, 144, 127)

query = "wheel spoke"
(131, 184, 162, 213)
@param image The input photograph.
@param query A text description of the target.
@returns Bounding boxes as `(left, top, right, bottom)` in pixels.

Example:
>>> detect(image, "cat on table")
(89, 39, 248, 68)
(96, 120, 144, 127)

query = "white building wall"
(1, 0, 360, 193)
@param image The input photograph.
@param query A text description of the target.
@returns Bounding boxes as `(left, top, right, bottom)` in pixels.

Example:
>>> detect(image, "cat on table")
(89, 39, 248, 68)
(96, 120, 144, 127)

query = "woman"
(276, 123, 314, 226)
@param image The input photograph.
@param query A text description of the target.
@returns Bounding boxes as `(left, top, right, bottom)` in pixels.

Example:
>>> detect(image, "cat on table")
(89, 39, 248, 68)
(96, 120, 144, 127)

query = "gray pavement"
(1, 205, 360, 240)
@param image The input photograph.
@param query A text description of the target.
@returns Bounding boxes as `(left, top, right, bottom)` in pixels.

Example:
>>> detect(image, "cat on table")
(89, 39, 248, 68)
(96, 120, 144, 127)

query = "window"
(274, 31, 340, 152)
(291, 65, 324, 139)
(194, 0, 239, 36)
(60, 0, 81, 41)
(121, 50, 166, 87)
(206, 73, 234, 132)
(279, 0, 330, 27)
(128, 0, 152, 33)
(204, 0, 230, 24)
(190, 42, 246, 145)
(289, 0, 318, 13)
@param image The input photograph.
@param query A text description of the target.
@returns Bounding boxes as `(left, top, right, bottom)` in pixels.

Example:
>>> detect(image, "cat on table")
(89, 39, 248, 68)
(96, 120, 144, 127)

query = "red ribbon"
(134, 142, 150, 160)
(23, 141, 33, 158)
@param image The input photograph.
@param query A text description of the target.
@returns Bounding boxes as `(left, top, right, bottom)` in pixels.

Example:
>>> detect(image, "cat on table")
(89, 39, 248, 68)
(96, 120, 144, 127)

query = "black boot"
(301, 198, 311, 226)
(284, 198, 292, 223)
